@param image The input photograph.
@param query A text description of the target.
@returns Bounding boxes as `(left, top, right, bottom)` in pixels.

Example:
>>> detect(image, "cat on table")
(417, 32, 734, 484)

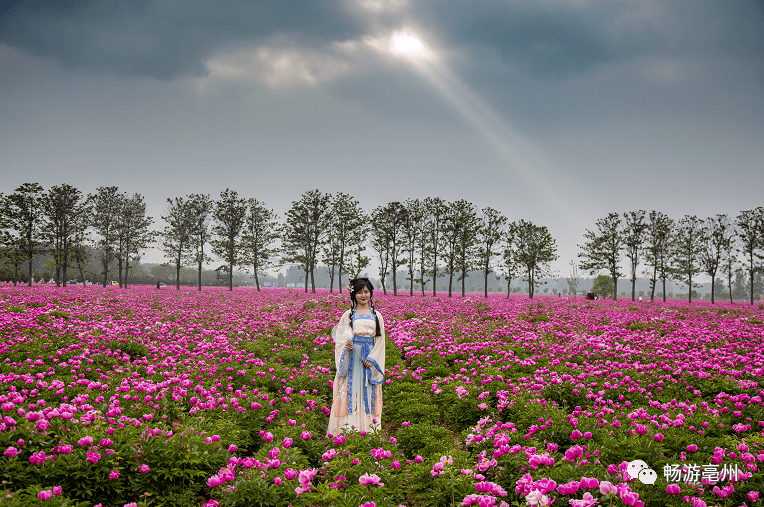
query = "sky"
(1, 0, 763, 279)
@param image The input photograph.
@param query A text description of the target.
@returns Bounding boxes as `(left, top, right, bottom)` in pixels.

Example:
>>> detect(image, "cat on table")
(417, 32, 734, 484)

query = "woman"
(327, 278, 385, 436)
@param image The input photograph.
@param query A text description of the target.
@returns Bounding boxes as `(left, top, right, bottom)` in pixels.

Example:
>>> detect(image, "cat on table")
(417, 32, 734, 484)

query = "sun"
(389, 31, 433, 61)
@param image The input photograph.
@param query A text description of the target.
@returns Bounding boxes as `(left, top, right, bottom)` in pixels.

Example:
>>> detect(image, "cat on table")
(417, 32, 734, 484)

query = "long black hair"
(348, 277, 381, 337)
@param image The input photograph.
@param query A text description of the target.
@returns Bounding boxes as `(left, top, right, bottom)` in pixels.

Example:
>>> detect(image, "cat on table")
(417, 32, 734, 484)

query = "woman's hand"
(363, 360, 372, 368)
(345, 341, 353, 351)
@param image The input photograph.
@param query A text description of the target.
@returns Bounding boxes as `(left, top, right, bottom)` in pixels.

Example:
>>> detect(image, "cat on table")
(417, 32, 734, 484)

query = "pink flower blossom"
(359, 473, 384, 486)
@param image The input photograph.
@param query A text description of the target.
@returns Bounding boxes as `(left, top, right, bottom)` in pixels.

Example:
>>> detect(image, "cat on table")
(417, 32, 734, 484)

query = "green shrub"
(396, 422, 454, 458)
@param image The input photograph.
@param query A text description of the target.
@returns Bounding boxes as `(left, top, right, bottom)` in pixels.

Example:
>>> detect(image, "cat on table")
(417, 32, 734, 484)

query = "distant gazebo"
(215, 265, 230, 286)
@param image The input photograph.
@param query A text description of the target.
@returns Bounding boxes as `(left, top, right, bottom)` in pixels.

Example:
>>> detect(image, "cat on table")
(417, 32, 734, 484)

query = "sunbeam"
(407, 56, 574, 206)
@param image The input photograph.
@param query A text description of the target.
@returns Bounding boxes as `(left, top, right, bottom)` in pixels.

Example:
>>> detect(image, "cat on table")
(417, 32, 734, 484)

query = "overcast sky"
(1, 0, 763, 278)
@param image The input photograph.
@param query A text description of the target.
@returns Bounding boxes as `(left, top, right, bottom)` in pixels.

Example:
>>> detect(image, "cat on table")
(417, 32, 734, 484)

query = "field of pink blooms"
(1, 285, 763, 507)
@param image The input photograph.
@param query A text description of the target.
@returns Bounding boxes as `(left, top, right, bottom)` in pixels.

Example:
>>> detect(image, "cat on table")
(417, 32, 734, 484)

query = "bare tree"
(477, 207, 506, 298)
(579, 213, 623, 300)
(566, 260, 580, 298)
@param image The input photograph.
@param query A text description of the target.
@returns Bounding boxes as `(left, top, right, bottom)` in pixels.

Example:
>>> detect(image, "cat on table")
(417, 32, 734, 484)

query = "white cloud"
(198, 40, 354, 90)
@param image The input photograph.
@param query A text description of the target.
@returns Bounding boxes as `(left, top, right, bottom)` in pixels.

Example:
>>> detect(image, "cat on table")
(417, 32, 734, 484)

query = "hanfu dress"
(327, 309, 386, 436)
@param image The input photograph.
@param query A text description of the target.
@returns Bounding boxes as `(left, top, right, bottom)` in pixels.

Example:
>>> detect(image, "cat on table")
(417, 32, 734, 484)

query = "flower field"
(1, 285, 763, 507)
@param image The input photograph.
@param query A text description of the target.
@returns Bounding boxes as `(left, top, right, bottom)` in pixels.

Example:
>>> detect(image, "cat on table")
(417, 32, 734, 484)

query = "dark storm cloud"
(408, 1, 657, 78)
(410, 0, 764, 79)
(0, 0, 365, 79)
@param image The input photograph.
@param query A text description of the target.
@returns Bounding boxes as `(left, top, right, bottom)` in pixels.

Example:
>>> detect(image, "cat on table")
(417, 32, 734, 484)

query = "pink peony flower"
(359, 473, 384, 486)
(109, 470, 120, 480)
(139, 464, 150, 473)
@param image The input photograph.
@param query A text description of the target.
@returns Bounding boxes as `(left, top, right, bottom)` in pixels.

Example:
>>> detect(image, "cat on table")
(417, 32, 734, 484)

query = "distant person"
(156, 280, 161, 290)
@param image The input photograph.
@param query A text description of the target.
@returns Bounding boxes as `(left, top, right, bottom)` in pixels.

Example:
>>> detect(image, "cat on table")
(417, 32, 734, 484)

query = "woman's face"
(354, 286, 371, 305)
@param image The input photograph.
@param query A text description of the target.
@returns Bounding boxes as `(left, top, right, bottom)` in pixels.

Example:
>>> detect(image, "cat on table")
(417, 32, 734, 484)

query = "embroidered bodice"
(350, 312, 376, 338)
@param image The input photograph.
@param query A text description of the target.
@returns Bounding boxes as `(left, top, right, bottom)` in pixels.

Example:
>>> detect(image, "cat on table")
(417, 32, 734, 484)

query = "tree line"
(0, 184, 558, 297)
(578, 209, 764, 305)
(2, 183, 761, 304)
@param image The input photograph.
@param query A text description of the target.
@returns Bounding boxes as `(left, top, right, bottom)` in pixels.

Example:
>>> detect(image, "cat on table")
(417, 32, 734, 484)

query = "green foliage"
(105, 338, 149, 359)
(385, 391, 439, 427)
(590, 274, 614, 297)
(396, 422, 454, 458)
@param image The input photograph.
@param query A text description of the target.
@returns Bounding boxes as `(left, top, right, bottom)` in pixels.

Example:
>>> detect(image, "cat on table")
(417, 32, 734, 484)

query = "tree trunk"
(662, 277, 667, 302)
(310, 262, 316, 293)
(124, 258, 130, 288)
(448, 271, 453, 297)
(78, 262, 86, 288)
(102, 257, 109, 288)
(432, 236, 438, 297)
(198, 258, 203, 292)
(506, 278, 511, 299)
(229, 258, 234, 292)
(254, 260, 261, 291)
(711, 277, 715, 304)
(304, 267, 309, 293)
(27, 256, 33, 287)
(461, 268, 466, 297)
(62, 245, 69, 288)
(612, 276, 618, 300)
(650, 266, 656, 302)
(688, 273, 692, 303)
(728, 271, 734, 304)
(432, 260, 437, 297)
(750, 265, 755, 305)
(176, 262, 181, 291)
(484, 264, 489, 299)
(392, 261, 398, 296)
(631, 278, 636, 302)
(528, 270, 534, 298)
